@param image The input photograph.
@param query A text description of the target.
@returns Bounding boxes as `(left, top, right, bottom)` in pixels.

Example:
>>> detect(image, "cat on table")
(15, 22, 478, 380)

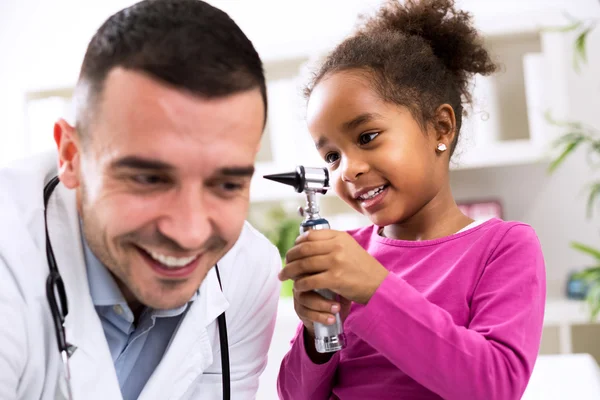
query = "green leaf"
(552, 132, 589, 146)
(561, 11, 583, 24)
(542, 20, 583, 33)
(586, 283, 600, 320)
(573, 266, 600, 281)
(272, 219, 301, 257)
(587, 183, 600, 218)
(573, 26, 595, 73)
(548, 138, 584, 172)
(280, 273, 294, 297)
(544, 110, 584, 130)
(571, 242, 600, 260)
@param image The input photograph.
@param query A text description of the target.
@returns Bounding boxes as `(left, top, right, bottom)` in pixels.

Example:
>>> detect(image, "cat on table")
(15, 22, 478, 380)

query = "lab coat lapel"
(139, 268, 230, 400)
(45, 180, 123, 400)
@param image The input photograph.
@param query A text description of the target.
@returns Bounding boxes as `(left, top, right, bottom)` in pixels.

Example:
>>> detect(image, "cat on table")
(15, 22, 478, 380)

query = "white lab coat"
(0, 151, 282, 400)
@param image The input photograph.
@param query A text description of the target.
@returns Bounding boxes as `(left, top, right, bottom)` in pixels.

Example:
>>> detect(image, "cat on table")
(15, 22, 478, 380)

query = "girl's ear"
(432, 104, 456, 150)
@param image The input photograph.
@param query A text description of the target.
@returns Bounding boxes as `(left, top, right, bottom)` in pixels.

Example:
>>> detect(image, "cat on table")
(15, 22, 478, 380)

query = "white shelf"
(544, 298, 598, 327)
(543, 297, 599, 356)
(451, 139, 547, 171)
(472, 9, 569, 38)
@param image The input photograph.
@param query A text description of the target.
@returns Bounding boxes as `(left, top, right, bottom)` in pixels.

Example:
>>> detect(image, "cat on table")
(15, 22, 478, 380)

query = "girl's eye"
(324, 152, 340, 164)
(359, 132, 379, 145)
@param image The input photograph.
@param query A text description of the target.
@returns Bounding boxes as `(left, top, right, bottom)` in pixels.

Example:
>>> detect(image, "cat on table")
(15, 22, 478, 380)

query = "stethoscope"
(43, 176, 231, 400)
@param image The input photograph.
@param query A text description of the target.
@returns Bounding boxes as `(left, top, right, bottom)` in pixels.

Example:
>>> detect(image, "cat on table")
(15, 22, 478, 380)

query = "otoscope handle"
(300, 219, 346, 353)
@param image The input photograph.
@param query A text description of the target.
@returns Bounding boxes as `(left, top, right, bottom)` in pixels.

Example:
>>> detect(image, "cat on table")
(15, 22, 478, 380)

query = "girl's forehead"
(307, 71, 385, 128)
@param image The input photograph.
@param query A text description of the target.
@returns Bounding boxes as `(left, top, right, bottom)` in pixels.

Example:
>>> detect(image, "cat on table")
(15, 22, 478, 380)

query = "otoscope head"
(263, 166, 305, 193)
(263, 165, 329, 194)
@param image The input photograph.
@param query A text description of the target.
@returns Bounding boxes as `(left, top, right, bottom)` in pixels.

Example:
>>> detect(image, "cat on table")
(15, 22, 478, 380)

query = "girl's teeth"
(360, 186, 385, 200)
(147, 250, 197, 268)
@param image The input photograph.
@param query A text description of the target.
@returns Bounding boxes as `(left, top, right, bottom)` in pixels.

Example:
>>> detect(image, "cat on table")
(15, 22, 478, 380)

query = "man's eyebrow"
(109, 156, 174, 170)
(216, 166, 255, 177)
(109, 157, 255, 177)
(341, 112, 382, 132)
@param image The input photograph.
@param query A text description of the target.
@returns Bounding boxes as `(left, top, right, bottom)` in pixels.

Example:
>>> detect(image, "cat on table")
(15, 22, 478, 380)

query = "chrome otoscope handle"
(300, 219, 346, 353)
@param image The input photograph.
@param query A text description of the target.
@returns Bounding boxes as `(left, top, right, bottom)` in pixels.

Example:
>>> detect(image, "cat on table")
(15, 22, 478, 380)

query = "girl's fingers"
(294, 290, 339, 326)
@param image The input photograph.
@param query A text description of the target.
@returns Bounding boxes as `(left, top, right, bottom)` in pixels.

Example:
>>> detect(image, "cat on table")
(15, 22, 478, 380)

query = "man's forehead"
(79, 75, 254, 141)
(94, 69, 263, 140)
(103, 68, 261, 113)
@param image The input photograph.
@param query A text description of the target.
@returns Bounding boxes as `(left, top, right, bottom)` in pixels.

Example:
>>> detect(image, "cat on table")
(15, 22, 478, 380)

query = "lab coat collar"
(45, 180, 123, 399)
(45, 178, 231, 399)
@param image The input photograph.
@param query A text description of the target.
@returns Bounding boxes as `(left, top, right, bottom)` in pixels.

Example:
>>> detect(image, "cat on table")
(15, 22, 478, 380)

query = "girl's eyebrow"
(341, 112, 383, 132)
(316, 112, 384, 150)
(315, 136, 329, 150)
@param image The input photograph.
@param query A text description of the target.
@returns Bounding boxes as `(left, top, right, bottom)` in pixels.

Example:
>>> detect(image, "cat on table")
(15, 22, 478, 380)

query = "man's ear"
(54, 119, 81, 189)
(432, 104, 457, 150)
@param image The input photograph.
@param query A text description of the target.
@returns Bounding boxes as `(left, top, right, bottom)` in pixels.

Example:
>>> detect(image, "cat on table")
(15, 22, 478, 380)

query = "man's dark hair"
(75, 0, 267, 136)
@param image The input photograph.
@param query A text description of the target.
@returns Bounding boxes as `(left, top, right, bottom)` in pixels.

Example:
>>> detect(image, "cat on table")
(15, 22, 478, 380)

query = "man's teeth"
(147, 250, 197, 268)
(359, 185, 386, 201)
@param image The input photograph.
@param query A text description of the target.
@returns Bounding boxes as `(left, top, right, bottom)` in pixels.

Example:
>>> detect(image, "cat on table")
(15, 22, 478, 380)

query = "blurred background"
(2, 0, 600, 398)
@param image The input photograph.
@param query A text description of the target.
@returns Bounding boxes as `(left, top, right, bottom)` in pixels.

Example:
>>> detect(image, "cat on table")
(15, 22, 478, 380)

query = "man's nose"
(157, 186, 212, 251)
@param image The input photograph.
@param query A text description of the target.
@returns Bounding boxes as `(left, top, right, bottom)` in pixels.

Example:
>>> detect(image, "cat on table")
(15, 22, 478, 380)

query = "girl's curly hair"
(305, 0, 498, 155)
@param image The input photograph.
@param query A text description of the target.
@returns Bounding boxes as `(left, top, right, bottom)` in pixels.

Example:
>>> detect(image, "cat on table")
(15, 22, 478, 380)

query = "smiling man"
(0, 1, 281, 400)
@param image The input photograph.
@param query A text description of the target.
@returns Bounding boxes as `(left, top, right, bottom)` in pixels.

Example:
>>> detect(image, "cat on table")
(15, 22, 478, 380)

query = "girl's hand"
(293, 288, 352, 364)
(280, 230, 389, 305)
(292, 289, 352, 339)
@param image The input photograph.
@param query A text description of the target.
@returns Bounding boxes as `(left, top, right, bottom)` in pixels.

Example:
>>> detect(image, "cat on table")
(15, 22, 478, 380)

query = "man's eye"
(358, 132, 379, 145)
(221, 182, 243, 191)
(132, 174, 166, 185)
(325, 152, 340, 164)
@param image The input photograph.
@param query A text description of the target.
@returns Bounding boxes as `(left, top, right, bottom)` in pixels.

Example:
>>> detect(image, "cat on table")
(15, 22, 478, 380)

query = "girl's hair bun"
(357, 0, 497, 78)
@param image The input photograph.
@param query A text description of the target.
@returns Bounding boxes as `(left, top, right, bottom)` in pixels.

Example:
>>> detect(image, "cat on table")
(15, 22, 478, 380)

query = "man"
(0, 1, 281, 399)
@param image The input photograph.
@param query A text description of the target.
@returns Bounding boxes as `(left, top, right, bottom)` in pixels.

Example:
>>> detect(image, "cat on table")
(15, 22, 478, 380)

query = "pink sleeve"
(277, 323, 340, 400)
(350, 224, 546, 400)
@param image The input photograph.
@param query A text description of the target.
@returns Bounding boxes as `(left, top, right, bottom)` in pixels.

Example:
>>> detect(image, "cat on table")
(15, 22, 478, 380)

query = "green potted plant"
(260, 205, 302, 298)
(547, 12, 600, 318)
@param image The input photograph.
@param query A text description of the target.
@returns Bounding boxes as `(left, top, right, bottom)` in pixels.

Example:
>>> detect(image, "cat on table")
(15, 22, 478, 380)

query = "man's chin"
(133, 282, 200, 310)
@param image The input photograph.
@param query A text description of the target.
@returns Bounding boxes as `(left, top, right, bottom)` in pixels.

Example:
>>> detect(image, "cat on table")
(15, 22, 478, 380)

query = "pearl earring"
(436, 143, 447, 152)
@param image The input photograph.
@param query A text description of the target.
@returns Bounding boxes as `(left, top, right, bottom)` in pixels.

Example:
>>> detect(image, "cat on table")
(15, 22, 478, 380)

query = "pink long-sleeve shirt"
(277, 218, 546, 400)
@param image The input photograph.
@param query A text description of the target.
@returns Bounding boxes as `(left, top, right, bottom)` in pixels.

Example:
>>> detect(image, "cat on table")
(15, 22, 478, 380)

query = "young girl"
(276, 0, 546, 399)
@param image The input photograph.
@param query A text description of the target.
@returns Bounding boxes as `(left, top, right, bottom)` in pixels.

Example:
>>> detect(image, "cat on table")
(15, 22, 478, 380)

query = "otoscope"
(264, 165, 346, 353)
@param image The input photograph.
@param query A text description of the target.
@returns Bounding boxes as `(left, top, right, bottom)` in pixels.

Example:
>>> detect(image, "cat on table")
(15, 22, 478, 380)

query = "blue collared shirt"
(81, 233, 196, 400)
